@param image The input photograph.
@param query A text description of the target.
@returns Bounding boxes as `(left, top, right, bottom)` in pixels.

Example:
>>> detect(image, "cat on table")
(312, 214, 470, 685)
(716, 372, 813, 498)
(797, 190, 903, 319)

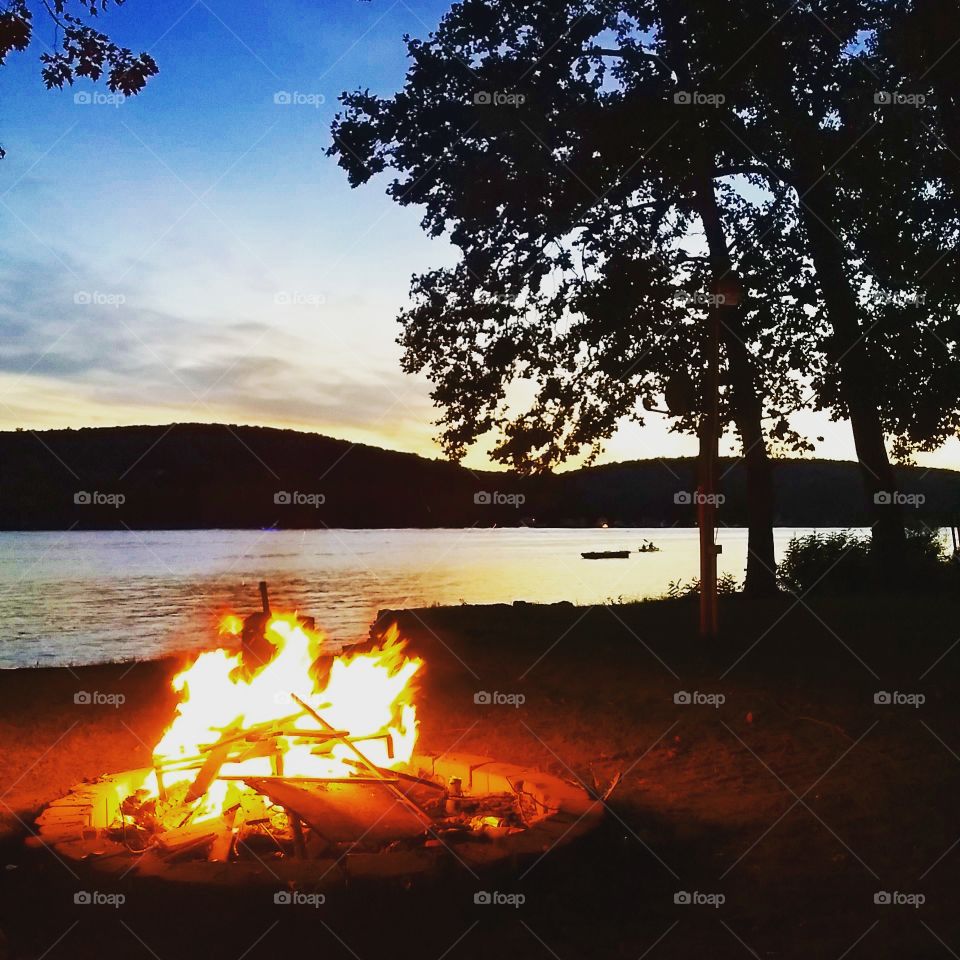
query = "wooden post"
(259, 580, 271, 616)
(286, 809, 306, 858)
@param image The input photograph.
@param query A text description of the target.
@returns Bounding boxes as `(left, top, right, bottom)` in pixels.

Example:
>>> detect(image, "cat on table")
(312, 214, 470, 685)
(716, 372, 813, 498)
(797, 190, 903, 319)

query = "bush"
(778, 528, 951, 595)
(664, 573, 740, 599)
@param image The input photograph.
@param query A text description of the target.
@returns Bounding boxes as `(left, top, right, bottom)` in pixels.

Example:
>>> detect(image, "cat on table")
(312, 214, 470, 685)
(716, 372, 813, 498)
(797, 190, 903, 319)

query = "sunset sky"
(1, 0, 957, 472)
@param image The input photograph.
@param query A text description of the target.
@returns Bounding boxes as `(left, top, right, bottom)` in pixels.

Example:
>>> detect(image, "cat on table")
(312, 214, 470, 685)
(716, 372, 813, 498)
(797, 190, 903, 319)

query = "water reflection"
(0, 528, 859, 667)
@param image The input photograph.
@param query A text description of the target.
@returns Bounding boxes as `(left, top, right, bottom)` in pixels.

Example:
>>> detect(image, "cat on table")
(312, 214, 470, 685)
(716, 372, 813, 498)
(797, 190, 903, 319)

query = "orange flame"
(147, 614, 421, 820)
(218, 614, 243, 636)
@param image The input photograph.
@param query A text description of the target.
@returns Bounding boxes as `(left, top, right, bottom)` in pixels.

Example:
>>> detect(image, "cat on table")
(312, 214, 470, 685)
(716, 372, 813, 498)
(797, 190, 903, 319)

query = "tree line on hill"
(0, 424, 956, 530)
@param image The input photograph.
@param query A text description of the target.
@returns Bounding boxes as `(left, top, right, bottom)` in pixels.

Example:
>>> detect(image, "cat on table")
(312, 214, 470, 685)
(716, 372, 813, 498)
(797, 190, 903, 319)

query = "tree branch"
(583, 46, 674, 76)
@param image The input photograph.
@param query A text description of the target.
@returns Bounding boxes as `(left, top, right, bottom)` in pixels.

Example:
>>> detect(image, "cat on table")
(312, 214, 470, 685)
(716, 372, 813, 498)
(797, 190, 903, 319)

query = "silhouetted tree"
(697, 0, 960, 577)
(0, 0, 157, 156)
(329, 0, 828, 595)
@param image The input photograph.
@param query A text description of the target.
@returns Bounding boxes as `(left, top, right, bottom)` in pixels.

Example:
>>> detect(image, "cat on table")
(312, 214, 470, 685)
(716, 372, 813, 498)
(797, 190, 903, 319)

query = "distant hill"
(0, 423, 957, 529)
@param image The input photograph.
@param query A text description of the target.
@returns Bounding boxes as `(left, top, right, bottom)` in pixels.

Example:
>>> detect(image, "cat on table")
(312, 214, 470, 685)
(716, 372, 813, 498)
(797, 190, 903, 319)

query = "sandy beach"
(0, 595, 958, 958)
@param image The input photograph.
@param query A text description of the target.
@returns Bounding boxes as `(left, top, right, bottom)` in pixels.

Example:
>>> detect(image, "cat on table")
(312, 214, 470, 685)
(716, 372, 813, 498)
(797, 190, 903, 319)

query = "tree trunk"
(656, 1, 780, 596)
(694, 176, 780, 596)
(759, 49, 907, 582)
(722, 310, 779, 596)
(797, 181, 906, 577)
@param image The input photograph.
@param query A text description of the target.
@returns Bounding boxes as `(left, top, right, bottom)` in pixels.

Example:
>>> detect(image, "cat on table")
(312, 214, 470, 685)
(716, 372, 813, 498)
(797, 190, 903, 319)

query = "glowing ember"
(143, 612, 422, 822)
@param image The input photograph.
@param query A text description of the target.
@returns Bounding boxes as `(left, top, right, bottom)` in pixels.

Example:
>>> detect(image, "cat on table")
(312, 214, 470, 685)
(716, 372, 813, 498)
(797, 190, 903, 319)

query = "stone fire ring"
(35, 753, 604, 888)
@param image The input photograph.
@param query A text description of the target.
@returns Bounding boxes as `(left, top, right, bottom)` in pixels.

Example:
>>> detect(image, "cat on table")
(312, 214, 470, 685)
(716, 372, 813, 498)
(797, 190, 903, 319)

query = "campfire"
(37, 585, 602, 883)
(115, 584, 532, 863)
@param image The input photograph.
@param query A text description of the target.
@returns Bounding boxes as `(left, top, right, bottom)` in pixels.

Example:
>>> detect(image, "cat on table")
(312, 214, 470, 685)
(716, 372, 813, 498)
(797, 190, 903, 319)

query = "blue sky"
(0, 0, 955, 471)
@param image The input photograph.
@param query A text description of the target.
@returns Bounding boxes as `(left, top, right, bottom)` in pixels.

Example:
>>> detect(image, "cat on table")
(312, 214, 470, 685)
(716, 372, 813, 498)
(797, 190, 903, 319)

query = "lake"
(0, 527, 860, 668)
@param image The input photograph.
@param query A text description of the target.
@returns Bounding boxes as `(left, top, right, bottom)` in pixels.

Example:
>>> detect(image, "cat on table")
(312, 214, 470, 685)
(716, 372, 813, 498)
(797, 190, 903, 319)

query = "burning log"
(243, 777, 428, 845)
(209, 806, 242, 862)
(341, 758, 445, 813)
(194, 712, 313, 753)
(218, 775, 400, 784)
(154, 820, 222, 860)
(185, 721, 243, 803)
(290, 693, 434, 828)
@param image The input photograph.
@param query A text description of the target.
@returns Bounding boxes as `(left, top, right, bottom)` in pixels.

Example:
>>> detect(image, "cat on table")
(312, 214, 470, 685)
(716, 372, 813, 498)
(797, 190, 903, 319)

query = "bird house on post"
(711, 273, 744, 309)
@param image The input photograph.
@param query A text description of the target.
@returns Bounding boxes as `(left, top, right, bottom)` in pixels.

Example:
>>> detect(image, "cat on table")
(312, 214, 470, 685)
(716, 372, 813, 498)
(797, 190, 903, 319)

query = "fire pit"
(37, 587, 601, 888)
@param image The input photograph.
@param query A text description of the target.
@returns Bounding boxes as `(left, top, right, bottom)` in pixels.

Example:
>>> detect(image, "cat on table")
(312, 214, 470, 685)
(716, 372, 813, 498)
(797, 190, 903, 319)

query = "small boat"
(581, 550, 631, 560)
(638, 542, 661, 553)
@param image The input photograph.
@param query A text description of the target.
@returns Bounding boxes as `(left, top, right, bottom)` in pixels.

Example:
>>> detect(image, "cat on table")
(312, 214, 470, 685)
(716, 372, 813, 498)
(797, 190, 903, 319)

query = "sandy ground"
(0, 594, 959, 959)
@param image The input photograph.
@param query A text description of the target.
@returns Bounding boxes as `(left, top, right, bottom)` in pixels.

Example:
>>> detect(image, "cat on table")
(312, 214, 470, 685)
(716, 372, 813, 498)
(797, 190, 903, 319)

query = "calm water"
(0, 527, 854, 668)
